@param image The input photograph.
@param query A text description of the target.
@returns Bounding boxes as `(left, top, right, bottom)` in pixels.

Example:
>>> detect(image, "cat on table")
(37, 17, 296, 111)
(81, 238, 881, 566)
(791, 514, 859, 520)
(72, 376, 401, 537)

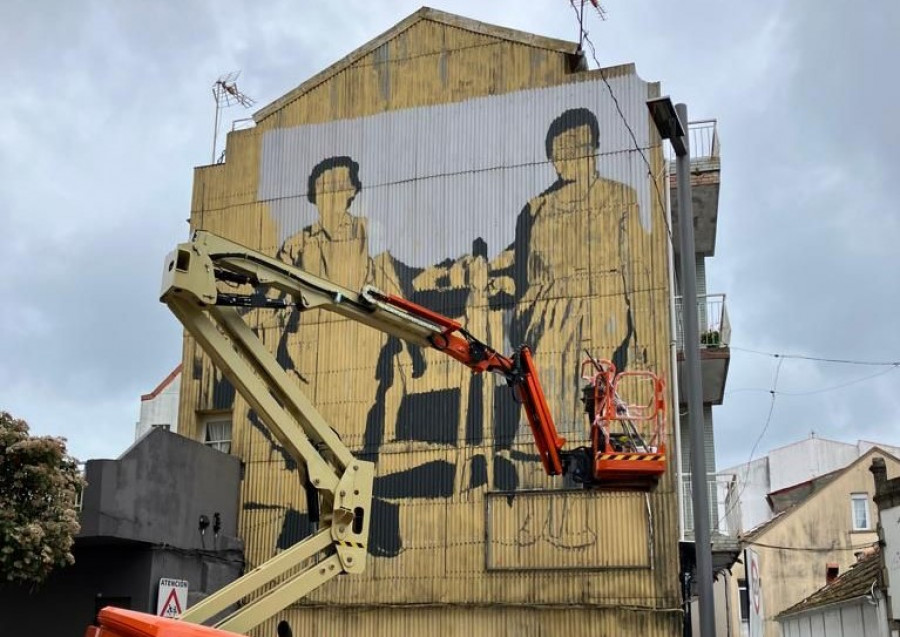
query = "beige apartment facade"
(732, 447, 899, 637)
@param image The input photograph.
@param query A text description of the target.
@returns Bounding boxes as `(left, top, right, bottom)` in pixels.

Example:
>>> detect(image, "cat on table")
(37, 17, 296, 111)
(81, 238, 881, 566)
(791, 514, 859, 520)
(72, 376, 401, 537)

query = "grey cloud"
(1, 0, 897, 471)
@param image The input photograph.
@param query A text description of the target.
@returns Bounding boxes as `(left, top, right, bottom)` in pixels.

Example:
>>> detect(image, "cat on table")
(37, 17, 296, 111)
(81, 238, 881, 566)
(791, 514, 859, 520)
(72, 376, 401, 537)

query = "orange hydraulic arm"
(164, 230, 568, 481)
(369, 291, 566, 476)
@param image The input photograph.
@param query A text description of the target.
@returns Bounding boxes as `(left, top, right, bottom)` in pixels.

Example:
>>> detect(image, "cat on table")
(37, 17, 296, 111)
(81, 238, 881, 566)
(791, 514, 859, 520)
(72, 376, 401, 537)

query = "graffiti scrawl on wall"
(197, 75, 671, 581)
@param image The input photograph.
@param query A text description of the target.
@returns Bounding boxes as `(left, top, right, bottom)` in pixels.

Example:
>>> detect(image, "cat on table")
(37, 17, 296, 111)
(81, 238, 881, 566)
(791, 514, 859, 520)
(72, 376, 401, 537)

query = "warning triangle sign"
(159, 587, 183, 618)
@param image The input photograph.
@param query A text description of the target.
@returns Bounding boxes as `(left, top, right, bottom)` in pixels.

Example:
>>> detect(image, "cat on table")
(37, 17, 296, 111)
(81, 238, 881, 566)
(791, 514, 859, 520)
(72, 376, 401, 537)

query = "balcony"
(681, 472, 740, 538)
(675, 293, 731, 405)
(681, 474, 743, 574)
(669, 119, 721, 257)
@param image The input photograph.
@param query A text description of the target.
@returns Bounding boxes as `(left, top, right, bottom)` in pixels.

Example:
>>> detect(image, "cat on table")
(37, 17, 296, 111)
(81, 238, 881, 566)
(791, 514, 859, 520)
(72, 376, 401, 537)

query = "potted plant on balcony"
(700, 330, 721, 347)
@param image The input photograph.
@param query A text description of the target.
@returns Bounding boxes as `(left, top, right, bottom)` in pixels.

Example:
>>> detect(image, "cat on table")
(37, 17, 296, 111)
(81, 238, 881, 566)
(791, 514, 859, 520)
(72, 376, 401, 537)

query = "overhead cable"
(725, 364, 899, 398)
(717, 357, 784, 529)
(567, 0, 674, 242)
(731, 345, 900, 367)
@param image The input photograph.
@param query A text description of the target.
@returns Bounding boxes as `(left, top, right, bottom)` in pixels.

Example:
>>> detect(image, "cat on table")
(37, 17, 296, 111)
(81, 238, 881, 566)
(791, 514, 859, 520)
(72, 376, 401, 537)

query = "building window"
(202, 416, 232, 454)
(851, 493, 870, 531)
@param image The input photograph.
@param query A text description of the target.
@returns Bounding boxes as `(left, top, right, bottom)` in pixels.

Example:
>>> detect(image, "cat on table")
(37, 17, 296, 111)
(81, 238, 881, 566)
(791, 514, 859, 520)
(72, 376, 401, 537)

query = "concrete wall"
(767, 438, 857, 493)
(859, 440, 900, 460)
(80, 427, 241, 551)
(722, 456, 770, 534)
(135, 367, 181, 439)
(147, 545, 244, 610)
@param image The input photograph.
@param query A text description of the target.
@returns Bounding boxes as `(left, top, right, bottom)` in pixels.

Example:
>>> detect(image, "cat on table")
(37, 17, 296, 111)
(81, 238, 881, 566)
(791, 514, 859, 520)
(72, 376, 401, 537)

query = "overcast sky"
(2, 1, 898, 471)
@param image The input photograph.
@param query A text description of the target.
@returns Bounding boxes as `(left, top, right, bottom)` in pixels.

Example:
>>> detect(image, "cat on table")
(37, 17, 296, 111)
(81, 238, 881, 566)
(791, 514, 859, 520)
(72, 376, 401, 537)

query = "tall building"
(172, 8, 718, 635)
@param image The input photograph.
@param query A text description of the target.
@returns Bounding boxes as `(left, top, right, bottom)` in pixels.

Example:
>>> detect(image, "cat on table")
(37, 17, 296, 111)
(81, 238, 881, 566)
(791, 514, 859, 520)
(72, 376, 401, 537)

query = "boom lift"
(87, 230, 666, 637)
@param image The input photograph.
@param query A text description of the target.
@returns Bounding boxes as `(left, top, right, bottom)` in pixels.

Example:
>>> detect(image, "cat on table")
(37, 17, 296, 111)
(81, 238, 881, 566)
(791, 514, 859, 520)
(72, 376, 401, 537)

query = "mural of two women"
(272, 107, 648, 556)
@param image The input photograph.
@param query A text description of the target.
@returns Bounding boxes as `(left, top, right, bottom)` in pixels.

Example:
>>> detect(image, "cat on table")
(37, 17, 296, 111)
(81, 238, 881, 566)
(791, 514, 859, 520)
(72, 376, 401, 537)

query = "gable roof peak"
(254, 7, 581, 122)
(741, 446, 900, 542)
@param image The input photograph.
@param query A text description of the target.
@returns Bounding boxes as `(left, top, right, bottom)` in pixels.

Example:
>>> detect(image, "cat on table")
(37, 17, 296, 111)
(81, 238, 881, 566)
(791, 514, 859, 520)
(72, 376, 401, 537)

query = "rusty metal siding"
(183, 12, 679, 636)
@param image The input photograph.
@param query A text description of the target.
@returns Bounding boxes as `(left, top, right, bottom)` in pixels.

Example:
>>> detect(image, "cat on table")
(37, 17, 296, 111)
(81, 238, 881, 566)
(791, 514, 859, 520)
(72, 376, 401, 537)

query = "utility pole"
(676, 102, 716, 637)
(647, 97, 715, 636)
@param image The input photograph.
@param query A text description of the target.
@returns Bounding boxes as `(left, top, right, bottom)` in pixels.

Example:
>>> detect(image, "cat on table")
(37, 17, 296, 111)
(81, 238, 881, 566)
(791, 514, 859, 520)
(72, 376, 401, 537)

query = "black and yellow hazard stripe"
(337, 540, 366, 548)
(597, 453, 665, 462)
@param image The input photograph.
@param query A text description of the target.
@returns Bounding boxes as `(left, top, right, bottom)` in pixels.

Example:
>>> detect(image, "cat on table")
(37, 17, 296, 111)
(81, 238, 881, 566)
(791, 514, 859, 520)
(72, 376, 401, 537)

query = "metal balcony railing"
(231, 117, 256, 131)
(675, 293, 730, 351)
(682, 473, 734, 536)
(665, 119, 720, 169)
(687, 119, 719, 160)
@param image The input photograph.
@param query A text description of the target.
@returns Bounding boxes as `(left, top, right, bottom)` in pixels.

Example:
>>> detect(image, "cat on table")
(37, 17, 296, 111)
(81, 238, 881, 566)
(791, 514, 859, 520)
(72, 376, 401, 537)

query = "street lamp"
(647, 96, 687, 157)
(647, 96, 715, 637)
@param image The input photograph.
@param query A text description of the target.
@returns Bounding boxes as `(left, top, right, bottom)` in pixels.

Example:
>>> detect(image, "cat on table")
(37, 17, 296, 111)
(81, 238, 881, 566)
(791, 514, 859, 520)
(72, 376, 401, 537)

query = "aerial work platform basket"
(578, 356, 667, 490)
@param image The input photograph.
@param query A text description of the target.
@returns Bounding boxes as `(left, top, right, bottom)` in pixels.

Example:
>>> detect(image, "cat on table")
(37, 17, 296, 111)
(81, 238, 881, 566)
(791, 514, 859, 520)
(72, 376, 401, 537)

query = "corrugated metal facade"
(179, 8, 679, 635)
(258, 607, 681, 636)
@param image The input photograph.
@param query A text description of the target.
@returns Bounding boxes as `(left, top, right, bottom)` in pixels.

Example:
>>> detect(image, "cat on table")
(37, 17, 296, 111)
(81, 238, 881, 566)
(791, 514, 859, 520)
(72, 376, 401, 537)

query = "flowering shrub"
(0, 411, 84, 585)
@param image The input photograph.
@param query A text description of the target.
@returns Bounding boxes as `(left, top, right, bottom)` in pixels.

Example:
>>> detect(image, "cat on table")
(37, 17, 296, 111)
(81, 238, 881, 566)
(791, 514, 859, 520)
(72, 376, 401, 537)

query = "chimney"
(826, 563, 839, 585)
(854, 546, 877, 562)
(870, 457, 888, 497)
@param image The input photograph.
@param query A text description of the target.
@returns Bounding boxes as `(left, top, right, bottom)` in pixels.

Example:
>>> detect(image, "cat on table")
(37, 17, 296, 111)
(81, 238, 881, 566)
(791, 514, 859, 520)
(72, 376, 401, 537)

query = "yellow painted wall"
(178, 10, 680, 635)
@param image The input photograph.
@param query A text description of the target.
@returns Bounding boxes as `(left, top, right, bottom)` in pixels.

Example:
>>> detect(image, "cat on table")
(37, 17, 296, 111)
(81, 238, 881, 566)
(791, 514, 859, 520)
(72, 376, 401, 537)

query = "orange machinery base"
(86, 607, 240, 637)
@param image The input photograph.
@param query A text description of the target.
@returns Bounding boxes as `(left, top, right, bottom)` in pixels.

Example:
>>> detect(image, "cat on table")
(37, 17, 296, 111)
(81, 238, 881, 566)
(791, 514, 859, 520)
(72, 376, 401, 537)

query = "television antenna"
(211, 71, 255, 164)
(569, 0, 607, 49)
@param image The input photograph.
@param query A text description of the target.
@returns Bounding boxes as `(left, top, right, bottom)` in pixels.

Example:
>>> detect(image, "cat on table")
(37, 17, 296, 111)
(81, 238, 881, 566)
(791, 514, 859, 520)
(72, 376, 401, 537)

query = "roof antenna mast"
(569, 0, 607, 50)
(211, 71, 255, 164)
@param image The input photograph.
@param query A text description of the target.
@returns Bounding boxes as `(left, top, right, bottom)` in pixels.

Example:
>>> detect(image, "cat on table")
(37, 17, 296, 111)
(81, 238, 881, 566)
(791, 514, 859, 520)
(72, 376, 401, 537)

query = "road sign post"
(746, 548, 764, 637)
(157, 578, 189, 618)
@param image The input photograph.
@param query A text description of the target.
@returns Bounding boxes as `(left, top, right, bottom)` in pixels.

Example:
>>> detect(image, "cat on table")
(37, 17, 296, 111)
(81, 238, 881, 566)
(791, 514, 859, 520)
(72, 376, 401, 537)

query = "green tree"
(0, 411, 84, 585)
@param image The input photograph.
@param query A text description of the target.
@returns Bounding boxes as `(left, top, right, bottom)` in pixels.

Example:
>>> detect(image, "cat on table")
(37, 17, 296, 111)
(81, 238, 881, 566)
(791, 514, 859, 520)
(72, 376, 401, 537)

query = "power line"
(725, 364, 899, 398)
(745, 539, 878, 553)
(717, 349, 897, 532)
(198, 144, 659, 220)
(567, 0, 674, 243)
(717, 357, 784, 529)
(731, 345, 900, 367)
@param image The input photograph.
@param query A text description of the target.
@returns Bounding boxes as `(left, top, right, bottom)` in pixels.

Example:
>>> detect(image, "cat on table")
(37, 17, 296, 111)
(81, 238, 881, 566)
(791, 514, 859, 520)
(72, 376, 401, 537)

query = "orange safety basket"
(581, 357, 667, 489)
